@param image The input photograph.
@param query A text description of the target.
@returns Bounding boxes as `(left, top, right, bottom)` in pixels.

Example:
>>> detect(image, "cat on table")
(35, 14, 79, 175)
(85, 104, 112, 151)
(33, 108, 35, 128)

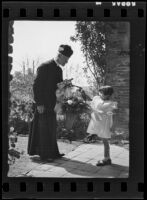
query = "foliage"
(55, 79, 91, 142)
(56, 78, 91, 115)
(9, 99, 34, 135)
(8, 127, 24, 165)
(10, 69, 35, 102)
(62, 96, 90, 114)
(8, 58, 40, 164)
(9, 67, 36, 134)
(73, 113, 90, 139)
(57, 113, 90, 143)
(71, 21, 119, 91)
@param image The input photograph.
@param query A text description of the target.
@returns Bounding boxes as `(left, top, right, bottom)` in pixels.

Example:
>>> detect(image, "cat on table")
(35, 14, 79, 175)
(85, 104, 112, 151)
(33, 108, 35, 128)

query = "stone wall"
(105, 22, 130, 135)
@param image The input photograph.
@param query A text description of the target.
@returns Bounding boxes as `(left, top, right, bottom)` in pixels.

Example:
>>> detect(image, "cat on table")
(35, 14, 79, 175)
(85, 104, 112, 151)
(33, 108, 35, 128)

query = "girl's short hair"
(99, 85, 114, 97)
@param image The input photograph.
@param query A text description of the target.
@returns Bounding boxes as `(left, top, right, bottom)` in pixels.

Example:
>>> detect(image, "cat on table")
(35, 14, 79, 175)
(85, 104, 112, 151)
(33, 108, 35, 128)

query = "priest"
(28, 44, 73, 161)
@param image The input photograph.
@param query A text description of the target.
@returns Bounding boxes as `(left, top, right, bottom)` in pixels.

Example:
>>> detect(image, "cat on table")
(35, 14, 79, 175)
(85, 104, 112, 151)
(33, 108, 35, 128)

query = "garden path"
(17, 143, 129, 178)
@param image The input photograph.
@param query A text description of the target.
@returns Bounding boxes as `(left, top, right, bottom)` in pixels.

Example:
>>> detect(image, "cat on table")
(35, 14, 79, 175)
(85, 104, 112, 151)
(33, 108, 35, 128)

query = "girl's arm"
(94, 101, 115, 117)
(97, 101, 117, 112)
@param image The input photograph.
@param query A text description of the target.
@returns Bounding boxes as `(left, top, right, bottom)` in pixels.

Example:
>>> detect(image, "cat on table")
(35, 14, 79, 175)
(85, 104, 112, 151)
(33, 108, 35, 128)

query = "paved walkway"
(17, 144, 129, 178)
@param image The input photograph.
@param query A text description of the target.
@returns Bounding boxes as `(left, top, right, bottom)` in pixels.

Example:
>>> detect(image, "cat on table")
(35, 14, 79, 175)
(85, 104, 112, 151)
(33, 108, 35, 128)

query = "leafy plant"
(56, 79, 91, 115)
(62, 96, 90, 114)
(9, 67, 36, 135)
(8, 127, 24, 165)
(71, 21, 120, 91)
(9, 99, 34, 135)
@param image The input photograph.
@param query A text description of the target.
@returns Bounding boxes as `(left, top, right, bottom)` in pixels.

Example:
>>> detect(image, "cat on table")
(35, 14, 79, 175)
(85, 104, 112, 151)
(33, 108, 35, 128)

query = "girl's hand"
(107, 111, 113, 115)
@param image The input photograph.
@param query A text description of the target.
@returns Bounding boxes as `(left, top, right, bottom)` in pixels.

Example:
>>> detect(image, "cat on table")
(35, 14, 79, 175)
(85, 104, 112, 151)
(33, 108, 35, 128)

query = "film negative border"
(2, 1, 145, 199)
(2, 7, 145, 19)
(2, 180, 144, 198)
(2, 4, 145, 19)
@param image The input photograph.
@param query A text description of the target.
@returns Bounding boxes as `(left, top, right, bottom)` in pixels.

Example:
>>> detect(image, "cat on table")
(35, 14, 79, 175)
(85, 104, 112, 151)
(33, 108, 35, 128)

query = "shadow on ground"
(29, 156, 129, 178)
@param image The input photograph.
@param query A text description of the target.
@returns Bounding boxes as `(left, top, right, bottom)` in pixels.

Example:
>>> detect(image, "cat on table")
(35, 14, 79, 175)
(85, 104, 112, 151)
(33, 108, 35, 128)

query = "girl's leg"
(103, 138, 110, 160)
(96, 138, 111, 166)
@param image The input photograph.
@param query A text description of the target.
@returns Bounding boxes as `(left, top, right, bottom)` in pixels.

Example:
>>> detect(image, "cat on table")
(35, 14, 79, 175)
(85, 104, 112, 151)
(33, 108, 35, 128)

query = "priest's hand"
(37, 105, 45, 114)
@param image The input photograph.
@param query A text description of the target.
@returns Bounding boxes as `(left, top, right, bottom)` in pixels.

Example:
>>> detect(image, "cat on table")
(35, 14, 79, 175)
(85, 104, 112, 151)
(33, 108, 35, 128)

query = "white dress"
(87, 96, 117, 139)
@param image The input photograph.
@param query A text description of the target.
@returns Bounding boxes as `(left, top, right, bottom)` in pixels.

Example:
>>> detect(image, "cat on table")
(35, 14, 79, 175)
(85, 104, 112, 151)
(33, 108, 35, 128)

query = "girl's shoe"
(96, 158, 112, 166)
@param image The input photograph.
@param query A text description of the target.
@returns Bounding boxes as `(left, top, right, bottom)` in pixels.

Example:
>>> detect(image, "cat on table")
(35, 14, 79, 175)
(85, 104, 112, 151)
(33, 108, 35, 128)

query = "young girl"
(87, 85, 118, 166)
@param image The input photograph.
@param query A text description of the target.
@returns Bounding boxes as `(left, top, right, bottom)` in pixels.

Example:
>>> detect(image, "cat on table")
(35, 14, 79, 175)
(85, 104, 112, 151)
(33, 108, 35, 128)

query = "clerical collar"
(54, 59, 60, 67)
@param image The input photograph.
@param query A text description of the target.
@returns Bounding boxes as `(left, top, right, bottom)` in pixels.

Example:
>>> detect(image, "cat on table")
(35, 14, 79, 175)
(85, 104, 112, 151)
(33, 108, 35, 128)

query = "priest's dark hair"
(58, 44, 73, 58)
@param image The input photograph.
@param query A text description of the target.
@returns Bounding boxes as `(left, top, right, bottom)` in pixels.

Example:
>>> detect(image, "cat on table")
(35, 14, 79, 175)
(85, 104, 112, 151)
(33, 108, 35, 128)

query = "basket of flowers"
(62, 96, 90, 130)
(55, 79, 91, 131)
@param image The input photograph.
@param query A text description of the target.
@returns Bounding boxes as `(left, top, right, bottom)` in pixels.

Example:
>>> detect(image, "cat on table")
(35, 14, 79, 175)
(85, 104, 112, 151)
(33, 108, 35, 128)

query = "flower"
(10, 127, 14, 132)
(57, 82, 65, 89)
(67, 100, 73, 105)
(56, 79, 90, 115)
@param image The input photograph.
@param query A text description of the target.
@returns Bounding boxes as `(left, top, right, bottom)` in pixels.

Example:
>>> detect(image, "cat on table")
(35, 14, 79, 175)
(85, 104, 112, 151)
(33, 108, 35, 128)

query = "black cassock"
(28, 59, 63, 159)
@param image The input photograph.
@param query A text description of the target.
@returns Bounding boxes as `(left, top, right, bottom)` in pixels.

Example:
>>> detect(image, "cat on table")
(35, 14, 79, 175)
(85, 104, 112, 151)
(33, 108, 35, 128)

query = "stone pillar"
(105, 22, 130, 136)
